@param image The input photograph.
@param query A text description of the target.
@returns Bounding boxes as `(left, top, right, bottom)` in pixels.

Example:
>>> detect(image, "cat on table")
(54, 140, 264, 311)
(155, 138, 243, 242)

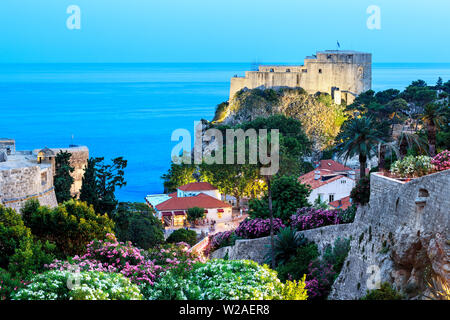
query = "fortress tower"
(230, 50, 372, 104)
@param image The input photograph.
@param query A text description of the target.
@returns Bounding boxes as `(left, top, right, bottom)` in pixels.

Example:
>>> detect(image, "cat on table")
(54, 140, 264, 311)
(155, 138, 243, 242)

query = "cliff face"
(330, 170, 450, 299)
(214, 88, 346, 151)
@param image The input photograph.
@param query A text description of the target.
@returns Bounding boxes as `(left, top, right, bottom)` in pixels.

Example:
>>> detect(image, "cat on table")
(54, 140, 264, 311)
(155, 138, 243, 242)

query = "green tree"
(166, 228, 198, 246)
(111, 202, 164, 250)
(54, 151, 74, 203)
(161, 159, 196, 193)
(337, 116, 384, 179)
(420, 103, 446, 156)
(80, 157, 127, 215)
(21, 199, 115, 258)
(186, 207, 205, 225)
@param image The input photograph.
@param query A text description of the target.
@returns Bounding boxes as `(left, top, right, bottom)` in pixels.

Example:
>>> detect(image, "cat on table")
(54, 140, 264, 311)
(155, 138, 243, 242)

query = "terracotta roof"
(298, 169, 347, 189)
(329, 196, 352, 210)
(178, 182, 218, 192)
(316, 159, 352, 172)
(168, 192, 178, 198)
(156, 193, 231, 211)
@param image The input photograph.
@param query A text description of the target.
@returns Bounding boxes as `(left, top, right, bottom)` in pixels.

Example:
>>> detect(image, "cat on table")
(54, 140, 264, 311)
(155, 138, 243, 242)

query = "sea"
(1, 62, 449, 202)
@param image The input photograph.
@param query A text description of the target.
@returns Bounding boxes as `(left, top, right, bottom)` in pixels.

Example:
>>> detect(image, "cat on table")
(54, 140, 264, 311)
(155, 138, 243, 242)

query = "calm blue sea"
(1, 62, 449, 202)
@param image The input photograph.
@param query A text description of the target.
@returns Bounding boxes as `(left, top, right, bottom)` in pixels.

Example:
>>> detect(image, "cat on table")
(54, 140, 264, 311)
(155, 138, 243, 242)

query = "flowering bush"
(235, 218, 286, 239)
(145, 259, 305, 300)
(11, 270, 142, 300)
(305, 259, 336, 300)
(203, 231, 237, 256)
(46, 233, 161, 286)
(390, 155, 433, 178)
(0, 269, 30, 300)
(290, 208, 343, 231)
(145, 242, 201, 276)
(431, 150, 450, 171)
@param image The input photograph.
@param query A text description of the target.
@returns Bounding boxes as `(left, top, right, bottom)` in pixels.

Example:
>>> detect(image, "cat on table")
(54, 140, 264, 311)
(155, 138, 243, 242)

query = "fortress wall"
(0, 165, 57, 212)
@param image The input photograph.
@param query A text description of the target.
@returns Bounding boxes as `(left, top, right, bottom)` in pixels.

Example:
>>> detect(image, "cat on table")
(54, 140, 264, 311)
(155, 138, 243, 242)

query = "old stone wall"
(211, 224, 352, 264)
(329, 170, 450, 300)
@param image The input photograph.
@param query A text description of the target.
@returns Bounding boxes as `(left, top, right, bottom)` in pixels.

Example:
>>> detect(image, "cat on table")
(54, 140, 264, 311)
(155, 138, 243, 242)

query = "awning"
(204, 209, 209, 213)
(217, 209, 224, 213)
(161, 212, 173, 217)
(174, 211, 186, 216)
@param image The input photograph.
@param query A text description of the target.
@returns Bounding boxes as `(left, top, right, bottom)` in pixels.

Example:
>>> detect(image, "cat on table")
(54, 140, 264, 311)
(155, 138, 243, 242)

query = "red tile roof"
(178, 182, 218, 192)
(168, 192, 178, 198)
(316, 159, 352, 172)
(329, 196, 352, 210)
(156, 193, 231, 211)
(298, 169, 347, 189)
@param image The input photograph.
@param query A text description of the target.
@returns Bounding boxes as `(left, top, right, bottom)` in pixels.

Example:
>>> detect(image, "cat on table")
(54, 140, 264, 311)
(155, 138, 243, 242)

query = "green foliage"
(361, 282, 404, 300)
(21, 199, 115, 258)
(186, 207, 205, 224)
(266, 227, 307, 266)
(166, 228, 198, 246)
(144, 259, 302, 300)
(279, 276, 309, 300)
(322, 237, 351, 277)
(390, 155, 433, 178)
(0, 205, 31, 269)
(276, 242, 319, 282)
(111, 202, 164, 250)
(161, 159, 196, 193)
(80, 157, 127, 215)
(0, 269, 28, 300)
(54, 151, 74, 203)
(12, 270, 142, 300)
(249, 175, 311, 222)
(350, 176, 370, 206)
(7, 239, 56, 279)
(212, 101, 229, 122)
(338, 205, 357, 223)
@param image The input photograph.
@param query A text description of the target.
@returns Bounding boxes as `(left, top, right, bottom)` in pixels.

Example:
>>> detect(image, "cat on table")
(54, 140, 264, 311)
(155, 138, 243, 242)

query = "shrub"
(204, 231, 236, 256)
(338, 204, 357, 223)
(12, 270, 142, 300)
(431, 150, 450, 171)
(235, 218, 285, 239)
(145, 259, 301, 300)
(350, 176, 370, 206)
(305, 259, 336, 300)
(265, 227, 307, 266)
(145, 243, 201, 277)
(111, 202, 164, 250)
(390, 155, 433, 178)
(0, 269, 29, 300)
(280, 276, 309, 300)
(46, 233, 161, 286)
(322, 237, 351, 277)
(21, 199, 115, 258)
(276, 242, 319, 282)
(166, 229, 198, 246)
(361, 282, 404, 300)
(0, 205, 32, 269)
(290, 208, 342, 231)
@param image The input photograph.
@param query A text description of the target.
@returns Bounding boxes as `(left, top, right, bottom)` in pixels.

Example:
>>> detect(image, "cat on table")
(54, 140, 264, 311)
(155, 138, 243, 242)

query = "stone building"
(230, 50, 372, 104)
(0, 139, 89, 212)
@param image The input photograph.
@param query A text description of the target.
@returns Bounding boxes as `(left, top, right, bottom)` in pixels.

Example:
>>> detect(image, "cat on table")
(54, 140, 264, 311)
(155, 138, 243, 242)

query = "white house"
(145, 182, 232, 227)
(298, 160, 356, 205)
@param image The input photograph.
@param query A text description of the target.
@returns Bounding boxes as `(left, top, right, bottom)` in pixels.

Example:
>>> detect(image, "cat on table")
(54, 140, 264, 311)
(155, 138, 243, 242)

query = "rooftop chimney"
(314, 170, 321, 180)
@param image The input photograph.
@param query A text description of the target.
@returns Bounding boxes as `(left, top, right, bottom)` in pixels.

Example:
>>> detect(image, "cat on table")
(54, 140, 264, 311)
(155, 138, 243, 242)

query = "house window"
(319, 69, 322, 74)
(340, 180, 346, 184)
(270, 68, 274, 72)
(302, 69, 307, 73)
(286, 69, 291, 73)
(329, 194, 335, 202)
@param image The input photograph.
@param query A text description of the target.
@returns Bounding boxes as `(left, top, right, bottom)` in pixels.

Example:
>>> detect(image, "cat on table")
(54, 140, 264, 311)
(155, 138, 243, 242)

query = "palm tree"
(338, 116, 384, 179)
(420, 103, 445, 157)
(396, 131, 428, 159)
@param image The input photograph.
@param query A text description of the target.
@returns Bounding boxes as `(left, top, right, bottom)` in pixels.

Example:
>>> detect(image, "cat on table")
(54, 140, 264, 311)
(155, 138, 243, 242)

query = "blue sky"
(0, 0, 449, 63)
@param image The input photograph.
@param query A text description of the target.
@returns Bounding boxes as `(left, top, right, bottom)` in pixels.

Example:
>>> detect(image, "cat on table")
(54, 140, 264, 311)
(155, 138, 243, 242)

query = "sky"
(0, 0, 449, 63)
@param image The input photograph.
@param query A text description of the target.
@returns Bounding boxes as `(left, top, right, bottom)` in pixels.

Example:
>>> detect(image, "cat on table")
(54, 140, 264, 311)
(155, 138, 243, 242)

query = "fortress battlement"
(230, 50, 372, 104)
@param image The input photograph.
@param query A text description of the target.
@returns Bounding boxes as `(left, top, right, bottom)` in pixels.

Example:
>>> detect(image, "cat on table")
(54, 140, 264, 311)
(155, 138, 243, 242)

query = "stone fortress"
(230, 50, 372, 104)
(0, 138, 88, 212)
